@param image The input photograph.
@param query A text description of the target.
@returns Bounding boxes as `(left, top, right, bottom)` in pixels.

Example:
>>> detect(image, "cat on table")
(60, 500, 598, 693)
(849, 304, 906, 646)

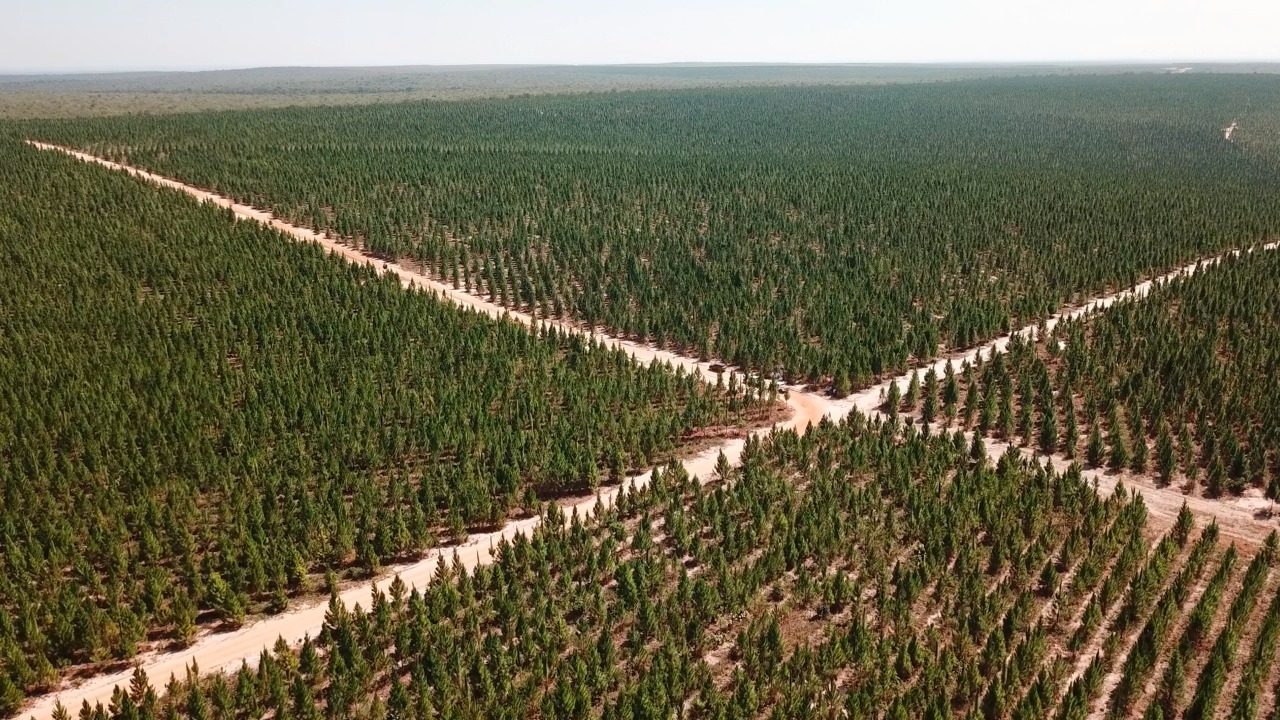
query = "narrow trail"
(857, 236, 1280, 422)
(19, 140, 1278, 720)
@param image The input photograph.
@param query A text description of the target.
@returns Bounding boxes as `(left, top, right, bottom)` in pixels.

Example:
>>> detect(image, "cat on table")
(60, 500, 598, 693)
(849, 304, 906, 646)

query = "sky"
(4, 0, 1279, 73)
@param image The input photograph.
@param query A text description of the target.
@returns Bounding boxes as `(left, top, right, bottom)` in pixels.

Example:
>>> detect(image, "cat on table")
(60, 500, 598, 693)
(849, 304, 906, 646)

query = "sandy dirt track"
(18, 140, 1276, 719)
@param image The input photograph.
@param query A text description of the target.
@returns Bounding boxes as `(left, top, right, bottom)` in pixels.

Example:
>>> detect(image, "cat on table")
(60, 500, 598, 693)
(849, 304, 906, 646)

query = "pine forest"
(3, 68, 1280, 720)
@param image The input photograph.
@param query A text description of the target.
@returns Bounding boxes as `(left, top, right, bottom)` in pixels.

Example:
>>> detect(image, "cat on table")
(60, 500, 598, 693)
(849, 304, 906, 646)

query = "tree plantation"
(25, 75, 1280, 386)
(5, 68, 1280, 720)
(0, 140, 763, 712)
(902, 247, 1280, 501)
(49, 418, 1280, 720)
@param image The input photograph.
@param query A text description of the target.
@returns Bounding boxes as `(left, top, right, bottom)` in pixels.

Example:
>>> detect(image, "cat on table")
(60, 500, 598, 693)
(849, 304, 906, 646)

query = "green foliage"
(25, 75, 1280, 384)
(0, 63, 1079, 119)
(1183, 537, 1274, 719)
(51, 416, 1226, 720)
(0, 140, 748, 702)
(954, 248, 1280, 501)
(1226, 541, 1280, 720)
(7, 73, 1280, 719)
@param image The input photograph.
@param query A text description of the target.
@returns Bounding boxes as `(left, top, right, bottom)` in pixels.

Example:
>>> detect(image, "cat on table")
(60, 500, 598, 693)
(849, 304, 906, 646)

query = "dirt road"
(19, 140, 1275, 720)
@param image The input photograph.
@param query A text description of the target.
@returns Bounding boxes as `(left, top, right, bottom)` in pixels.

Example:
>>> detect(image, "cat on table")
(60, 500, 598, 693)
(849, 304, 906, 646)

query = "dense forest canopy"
(0, 140, 758, 712)
(25, 75, 1280, 387)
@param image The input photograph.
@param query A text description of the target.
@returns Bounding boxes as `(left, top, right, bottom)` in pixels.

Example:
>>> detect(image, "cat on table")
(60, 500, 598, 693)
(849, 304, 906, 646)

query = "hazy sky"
(5, 0, 1279, 73)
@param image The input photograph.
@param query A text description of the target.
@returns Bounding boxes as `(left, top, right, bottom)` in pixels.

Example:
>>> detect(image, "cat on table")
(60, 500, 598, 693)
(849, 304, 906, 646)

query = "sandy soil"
(1253, 626, 1280, 720)
(1208, 570, 1279, 720)
(1076, 532, 1193, 719)
(1010, 441, 1275, 548)
(1143, 555, 1251, 720)
(1122, 546, 1224, 719)
(19, 140, 1276, 720)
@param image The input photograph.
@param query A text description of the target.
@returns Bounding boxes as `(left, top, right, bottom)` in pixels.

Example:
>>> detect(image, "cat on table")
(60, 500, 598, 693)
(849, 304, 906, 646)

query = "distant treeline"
(28, 75, 1280, 387)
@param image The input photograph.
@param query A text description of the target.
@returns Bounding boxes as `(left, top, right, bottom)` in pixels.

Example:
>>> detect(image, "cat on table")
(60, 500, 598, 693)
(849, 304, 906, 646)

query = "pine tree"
(833, 371, 851, 399)
(1156, 420, 1176, 487)
(1173, 503, 1194, 546)
(714, 450, 732, 483)
(171, 589, 197, 647)
(128, 667, 157, 710)
(1087, 424, 1105, 469)
(1060, 397, 1078, 458)
(942, 361, 959, 421)
(1179, 424, 1198, 487)
(1206, 454, 1227, 498)
(884, 381, 901, 421)
(1108, 414, 1129, 472)
(1131, 434, 1148, 474)
(1038, 403, 1058, 456)
(963, 379, 980, 428)
(1018, 378, 1035, 447)
(922, 368, 939, 426)
(999, 386, 1015, 441)
(0, 672, 22, 717)
(970, 433, 988, 468)
(1227, 436, 1247, 495)
(205, 572, 245, 628)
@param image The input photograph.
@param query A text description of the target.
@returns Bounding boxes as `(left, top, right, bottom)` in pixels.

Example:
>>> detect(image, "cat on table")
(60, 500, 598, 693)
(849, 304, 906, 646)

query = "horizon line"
(4, 58, 1280, 77)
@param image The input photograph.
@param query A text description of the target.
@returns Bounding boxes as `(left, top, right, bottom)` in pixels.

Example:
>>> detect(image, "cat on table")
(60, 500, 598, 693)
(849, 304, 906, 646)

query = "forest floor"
(20, 139, 1279, 720)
